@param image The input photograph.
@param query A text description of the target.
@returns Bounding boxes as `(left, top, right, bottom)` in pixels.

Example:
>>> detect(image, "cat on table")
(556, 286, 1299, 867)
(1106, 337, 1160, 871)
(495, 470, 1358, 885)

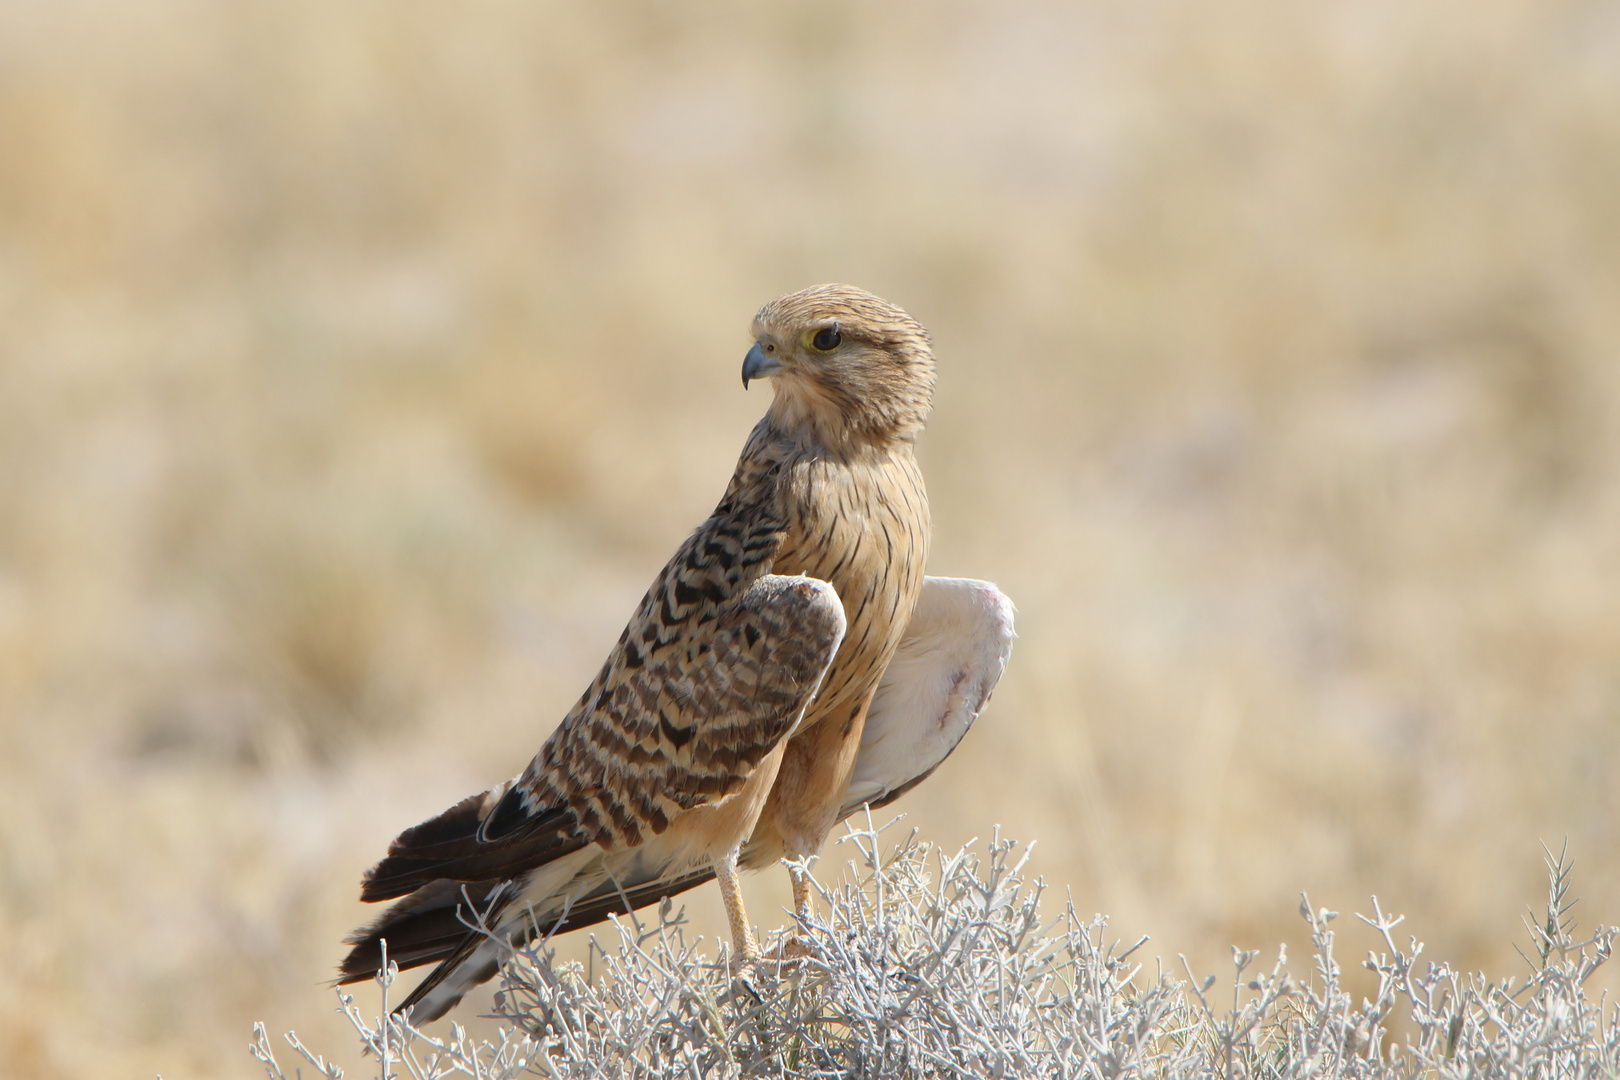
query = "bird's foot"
(762, 932, 816, 964)
(723, 947, 767, 1003)
(783, 932, 816, 960)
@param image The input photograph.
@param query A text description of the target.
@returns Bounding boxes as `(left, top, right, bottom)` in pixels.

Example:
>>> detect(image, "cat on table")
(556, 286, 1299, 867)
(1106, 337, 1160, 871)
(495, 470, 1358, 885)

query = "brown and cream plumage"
(338, 284, 1013, 1021)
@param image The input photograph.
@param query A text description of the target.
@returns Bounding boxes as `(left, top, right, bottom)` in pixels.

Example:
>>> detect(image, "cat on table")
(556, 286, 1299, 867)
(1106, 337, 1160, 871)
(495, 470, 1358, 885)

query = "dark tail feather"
(338, 911, 467, 983)
(400, 866, 723, 1021)
(338, 865, 718, 1015)
(397, 935, 503, 1022)
(339, 878, 512, 984)
(359, 785, 585, 903)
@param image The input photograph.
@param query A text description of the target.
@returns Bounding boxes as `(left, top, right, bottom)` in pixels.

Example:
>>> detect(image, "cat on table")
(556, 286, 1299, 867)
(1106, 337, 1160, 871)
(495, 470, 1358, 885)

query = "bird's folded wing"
(418, 575, 1015, 934)
(358, 573, 847, 903)
(838, 576, 1015, 817)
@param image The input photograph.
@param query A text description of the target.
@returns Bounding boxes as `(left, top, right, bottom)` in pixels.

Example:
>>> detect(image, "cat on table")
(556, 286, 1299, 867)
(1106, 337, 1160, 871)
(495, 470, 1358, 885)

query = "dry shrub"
(255, 825, 1620, 1079)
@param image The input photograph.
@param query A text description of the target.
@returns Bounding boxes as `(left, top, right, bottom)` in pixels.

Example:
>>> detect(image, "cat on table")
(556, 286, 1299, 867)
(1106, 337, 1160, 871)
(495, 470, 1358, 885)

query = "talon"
(732, 968, 764, 1003)
(726, 948, 768, 1001)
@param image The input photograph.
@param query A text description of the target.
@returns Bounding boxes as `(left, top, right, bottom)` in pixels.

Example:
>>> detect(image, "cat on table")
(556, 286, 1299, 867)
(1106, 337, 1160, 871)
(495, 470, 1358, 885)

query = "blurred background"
(2, 0, 1618, 1074)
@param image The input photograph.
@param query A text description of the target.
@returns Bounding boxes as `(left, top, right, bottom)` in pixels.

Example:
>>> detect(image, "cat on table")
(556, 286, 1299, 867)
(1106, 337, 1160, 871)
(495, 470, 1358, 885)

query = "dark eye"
(811, 325, 841, 352)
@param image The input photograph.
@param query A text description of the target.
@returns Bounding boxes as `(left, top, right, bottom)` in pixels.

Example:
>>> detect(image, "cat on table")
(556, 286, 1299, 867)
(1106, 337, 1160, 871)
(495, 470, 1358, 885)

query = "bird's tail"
(339, 839, 719, 1022)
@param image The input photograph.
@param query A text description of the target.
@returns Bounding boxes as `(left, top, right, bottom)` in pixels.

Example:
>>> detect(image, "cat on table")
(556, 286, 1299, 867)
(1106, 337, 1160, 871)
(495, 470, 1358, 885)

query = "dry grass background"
(1, 1, 1618, 1076)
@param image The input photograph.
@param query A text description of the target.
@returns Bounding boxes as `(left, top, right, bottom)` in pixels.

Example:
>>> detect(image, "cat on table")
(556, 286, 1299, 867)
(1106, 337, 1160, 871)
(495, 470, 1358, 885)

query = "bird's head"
(744, 284, 936, 453)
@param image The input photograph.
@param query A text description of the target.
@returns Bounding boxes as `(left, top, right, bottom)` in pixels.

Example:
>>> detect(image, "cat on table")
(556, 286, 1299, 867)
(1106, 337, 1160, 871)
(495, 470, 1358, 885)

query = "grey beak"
(742, 343, 785, 389)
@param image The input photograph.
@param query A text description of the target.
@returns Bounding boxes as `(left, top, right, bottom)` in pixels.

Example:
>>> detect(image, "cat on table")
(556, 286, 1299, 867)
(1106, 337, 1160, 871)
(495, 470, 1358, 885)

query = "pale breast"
(774, 448, 930, 733)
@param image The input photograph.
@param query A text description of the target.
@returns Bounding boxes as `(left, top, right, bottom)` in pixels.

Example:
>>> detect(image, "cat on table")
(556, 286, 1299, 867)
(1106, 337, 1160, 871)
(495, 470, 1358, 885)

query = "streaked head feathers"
(745, 283, 935, 451)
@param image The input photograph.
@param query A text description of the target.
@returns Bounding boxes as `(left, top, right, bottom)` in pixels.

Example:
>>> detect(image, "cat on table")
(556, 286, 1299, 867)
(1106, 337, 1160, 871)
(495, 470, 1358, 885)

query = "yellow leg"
(714, 845, 758, 962)
(789, 861, 816, 927)
(765, 860, 817, 961)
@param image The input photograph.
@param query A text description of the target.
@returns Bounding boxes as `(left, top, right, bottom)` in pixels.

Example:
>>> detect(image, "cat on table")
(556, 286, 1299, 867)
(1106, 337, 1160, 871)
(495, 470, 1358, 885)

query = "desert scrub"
(253, 829, 1620, 1079)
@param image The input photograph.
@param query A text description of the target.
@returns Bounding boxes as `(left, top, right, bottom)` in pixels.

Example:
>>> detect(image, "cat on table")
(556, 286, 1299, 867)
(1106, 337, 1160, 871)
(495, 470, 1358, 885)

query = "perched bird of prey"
(339, 284, 1015, 1021)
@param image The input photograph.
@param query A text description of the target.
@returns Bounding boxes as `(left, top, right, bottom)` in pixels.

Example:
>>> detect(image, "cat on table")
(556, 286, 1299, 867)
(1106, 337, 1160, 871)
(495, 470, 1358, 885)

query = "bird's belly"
(740, 688, 875, 868)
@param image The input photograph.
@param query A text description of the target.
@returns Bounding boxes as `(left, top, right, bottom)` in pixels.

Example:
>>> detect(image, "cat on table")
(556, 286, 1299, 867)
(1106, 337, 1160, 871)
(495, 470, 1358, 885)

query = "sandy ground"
(2, 1, 1618, 1075)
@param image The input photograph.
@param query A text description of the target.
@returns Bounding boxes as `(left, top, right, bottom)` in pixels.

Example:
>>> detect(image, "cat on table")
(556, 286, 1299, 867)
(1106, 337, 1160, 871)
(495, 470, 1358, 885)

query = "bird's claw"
(726, 953, 765, 1003)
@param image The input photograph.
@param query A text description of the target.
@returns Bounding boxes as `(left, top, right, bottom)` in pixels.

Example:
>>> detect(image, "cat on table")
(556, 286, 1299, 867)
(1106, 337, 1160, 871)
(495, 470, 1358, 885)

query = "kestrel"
(339, 284, 1015, 1021)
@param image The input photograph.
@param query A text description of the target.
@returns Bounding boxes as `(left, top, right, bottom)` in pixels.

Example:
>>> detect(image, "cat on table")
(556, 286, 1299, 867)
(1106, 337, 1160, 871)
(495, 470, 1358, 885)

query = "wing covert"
(535, 572, 846, 851)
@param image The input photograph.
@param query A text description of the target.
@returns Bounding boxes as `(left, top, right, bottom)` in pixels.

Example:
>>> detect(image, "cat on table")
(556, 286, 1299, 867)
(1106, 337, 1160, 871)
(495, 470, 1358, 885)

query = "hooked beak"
(742, 343, 786, 389)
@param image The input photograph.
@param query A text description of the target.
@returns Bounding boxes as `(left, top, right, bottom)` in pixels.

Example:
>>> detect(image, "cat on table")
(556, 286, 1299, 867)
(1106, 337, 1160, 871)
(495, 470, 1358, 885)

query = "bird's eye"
(810, 325, 842, 352)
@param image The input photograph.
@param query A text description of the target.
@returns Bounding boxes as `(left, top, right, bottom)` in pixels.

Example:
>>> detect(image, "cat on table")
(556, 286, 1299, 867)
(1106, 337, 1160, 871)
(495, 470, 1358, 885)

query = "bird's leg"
(714, 843, 759, 965)
(770, 858, 816, 960)
(790, 861, 816, 927)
